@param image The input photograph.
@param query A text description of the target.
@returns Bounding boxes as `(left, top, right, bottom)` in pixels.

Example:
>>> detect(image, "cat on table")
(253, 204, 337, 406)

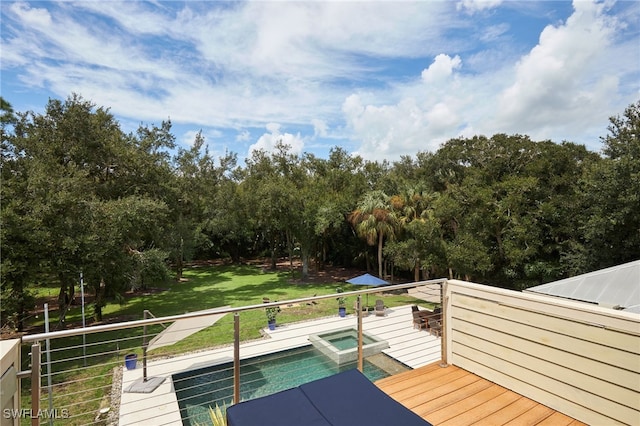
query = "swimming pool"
(173, 345, 394, 425)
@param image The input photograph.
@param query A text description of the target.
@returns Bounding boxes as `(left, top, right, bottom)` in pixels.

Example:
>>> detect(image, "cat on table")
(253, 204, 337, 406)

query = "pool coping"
(308, 327, 389, 365)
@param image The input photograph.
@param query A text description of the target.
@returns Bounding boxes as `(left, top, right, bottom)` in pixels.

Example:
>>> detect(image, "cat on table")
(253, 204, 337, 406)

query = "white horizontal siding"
(444, 280, 640, 426)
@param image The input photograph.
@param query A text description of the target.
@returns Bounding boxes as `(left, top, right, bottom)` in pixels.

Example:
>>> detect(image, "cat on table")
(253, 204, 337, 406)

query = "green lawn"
(21, 263, 426, 425)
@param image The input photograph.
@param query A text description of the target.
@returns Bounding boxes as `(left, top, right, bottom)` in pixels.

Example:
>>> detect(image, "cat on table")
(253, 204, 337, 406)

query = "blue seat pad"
(226, 369, 432, 426)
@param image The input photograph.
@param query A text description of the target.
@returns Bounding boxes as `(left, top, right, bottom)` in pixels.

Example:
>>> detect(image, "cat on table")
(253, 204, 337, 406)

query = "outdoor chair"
(428, 317, 442, 337)
(374, 299, 386, 316)
(412, 311, 427, 330)
(433, 307, 442, 321)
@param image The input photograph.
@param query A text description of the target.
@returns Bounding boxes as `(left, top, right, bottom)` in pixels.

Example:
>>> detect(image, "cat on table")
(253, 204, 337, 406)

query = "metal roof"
(525, 260, 640, 313)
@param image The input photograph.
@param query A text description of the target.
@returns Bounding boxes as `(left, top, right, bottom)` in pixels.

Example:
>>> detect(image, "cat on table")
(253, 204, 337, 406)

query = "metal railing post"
(30, 342, 41, 426)
(44, 304, 53, 426)
(143, 310, 149, 382)
(440, 282, 449, 367)
(233, 313, 240, 404)
(357, 296, 363, 372)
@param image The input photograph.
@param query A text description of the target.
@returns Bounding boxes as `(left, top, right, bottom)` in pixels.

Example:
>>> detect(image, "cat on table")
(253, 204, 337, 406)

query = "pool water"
(326, 333, 376, 350)
(173, 345, 391, 425)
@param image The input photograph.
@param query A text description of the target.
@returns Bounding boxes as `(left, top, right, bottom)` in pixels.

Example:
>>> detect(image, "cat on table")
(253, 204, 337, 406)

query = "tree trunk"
(174, 235, 184, 280)
(58, 273, 71, 327)
(377, 232, 383, 278)
(94, 304, 103, 322)
(301, 248, 310, 280)
(67, 282, 75, 305)
(286, 229, 293, 269)
(14, 278, 26, 332)
(270, 232, 277, 270)
(414, 260, 420, 282)
(320, 232, 327, 270)
(93, 278, 106, 322)
(270, 249, 277, 270)
(175, 251, 183, 280)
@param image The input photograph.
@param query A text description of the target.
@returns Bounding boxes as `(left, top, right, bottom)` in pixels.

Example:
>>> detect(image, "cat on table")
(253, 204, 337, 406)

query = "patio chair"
(374, 299, 386, 316)
(428, 317, 442, 337)
(433, 307, 442, 321)
(412, 311, 427, 330)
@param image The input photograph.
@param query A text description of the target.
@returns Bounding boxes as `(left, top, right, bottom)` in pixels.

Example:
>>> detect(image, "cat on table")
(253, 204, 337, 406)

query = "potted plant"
(124, 353, 137, 370)
(336, 287, 346, 317)
(265, 305, 281, 330)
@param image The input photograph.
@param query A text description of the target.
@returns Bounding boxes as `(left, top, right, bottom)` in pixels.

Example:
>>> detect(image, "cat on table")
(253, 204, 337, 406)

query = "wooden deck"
(375, 362, 587, 425)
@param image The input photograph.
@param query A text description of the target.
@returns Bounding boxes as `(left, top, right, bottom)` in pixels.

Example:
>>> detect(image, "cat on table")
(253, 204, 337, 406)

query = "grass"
(19, 263, 427, 425)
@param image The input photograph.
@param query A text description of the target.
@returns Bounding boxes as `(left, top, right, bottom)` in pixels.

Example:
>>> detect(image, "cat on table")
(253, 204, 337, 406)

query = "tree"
(579, 101, 640, 270)
(83, 196, 169, 320)
(1, 97, 40, 329)
(171, 132, 214, 276)
(241, 143, 297, 270)
(388, 186, 443, 281)
(349, 190, 399, 278)
(8, 95, 122, 322)
(3, 95, 174, 323)
(312, 148, 367, 269)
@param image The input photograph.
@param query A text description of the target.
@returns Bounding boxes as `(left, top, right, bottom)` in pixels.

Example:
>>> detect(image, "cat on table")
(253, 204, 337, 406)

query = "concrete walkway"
(118, 304, 440, 425)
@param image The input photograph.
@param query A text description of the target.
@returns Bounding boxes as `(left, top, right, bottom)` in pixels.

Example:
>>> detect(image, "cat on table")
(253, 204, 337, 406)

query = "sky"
(1, 1, 639, 163)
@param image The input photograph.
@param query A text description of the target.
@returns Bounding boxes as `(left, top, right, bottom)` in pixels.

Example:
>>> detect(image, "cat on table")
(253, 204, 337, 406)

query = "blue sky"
(1, 1, 638, 163)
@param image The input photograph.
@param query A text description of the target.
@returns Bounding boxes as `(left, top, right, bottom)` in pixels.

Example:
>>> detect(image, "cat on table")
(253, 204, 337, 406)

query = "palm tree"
(349, 190, 399, 278)
(390, 185, 441, 281)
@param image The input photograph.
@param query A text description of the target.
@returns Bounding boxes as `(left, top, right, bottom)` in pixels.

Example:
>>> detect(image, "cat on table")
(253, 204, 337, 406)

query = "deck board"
(375, 363, 587, 426)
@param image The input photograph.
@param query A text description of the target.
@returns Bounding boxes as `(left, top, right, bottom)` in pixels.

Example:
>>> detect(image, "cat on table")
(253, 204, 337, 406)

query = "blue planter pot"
(338, 307, 346, 318)
(124, 354, 137, 370)
(268, 320, 276, 330)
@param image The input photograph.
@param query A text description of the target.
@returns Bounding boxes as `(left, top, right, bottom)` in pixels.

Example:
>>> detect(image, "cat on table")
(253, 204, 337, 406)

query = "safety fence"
(13, 280, 444, 426)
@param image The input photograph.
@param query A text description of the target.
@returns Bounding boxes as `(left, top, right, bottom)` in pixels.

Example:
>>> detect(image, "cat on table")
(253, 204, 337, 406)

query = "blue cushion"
(300, 369, 431, 426)
(226, 369, 432, 426)
(226, 387, 331, 426)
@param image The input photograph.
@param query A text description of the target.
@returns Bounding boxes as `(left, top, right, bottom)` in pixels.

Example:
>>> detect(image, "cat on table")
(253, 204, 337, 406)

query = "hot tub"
(308, 328, 389, 365)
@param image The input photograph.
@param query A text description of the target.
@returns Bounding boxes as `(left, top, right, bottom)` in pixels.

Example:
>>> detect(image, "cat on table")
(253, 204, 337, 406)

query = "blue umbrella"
(346, 274, 389, 310)
(346, 273, 389, 286)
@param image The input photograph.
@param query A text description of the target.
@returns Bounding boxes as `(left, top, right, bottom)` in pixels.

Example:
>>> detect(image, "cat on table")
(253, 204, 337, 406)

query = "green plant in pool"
(207, 402, 227, 426)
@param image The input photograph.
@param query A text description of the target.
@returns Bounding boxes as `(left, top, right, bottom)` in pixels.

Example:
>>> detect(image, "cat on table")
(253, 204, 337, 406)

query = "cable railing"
(13, 279, 445, 425)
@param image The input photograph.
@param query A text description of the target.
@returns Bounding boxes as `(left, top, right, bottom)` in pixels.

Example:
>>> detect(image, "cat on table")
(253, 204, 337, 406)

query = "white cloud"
(421, 54, 462, 84)
(10, 2, 51, 27)
(236, 130, 251, 142)
(479, 23, 510, 43)
(311, 119, 329, 138)
(1, 0, 637, 163)
(342, 0, 637, 161)
(494, 0, 621, 138)
(457, 0, 504, 14)
(343, 93, 461, 161)
(344, 54, 468, 161)
(248, 123, 304, 157)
